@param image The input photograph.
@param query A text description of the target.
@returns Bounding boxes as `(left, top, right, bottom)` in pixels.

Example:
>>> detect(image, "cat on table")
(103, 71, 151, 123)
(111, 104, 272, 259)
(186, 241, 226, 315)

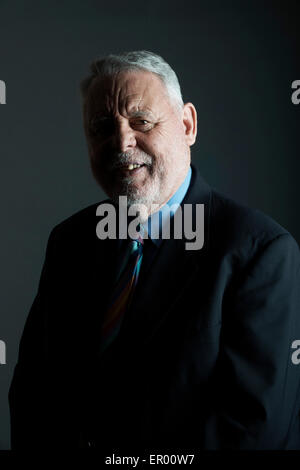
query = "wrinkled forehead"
(84, 70, 170, 117)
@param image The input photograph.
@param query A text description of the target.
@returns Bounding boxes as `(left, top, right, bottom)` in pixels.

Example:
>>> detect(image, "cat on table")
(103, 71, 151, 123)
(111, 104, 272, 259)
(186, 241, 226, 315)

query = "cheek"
(139, 129, 172, 158)
(155, 124, 184, 151)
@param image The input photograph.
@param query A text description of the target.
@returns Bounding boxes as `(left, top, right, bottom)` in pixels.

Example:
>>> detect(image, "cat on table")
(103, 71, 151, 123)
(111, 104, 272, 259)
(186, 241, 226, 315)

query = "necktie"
(100, 233, 144, 353)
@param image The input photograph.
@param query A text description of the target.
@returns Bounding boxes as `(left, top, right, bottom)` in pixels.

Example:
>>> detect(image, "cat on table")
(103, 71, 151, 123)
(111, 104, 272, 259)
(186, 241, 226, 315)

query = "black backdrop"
(0, 0, 299, 449)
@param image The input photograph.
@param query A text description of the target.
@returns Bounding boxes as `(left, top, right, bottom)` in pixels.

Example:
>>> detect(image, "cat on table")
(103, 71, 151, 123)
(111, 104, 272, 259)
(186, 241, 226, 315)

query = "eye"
(131, 119, 153, 131)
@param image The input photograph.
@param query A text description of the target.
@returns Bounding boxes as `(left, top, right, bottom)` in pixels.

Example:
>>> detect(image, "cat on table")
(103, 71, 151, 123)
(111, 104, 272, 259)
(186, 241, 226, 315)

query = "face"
(83, 70, 197, 219)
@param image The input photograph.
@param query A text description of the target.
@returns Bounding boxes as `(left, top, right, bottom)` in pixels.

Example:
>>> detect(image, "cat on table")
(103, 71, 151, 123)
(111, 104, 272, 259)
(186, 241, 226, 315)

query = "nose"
(112, 119, 136, 153)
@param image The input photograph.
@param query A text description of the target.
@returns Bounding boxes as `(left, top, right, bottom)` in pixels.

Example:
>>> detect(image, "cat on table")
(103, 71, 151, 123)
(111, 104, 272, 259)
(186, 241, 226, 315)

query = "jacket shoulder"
(49, 200, 108, 243)
(209, 188, 296, 252)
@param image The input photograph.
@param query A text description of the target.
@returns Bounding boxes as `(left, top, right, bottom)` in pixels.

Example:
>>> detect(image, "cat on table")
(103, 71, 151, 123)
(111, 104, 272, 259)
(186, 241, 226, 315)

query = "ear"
(182, 102, 197, 146)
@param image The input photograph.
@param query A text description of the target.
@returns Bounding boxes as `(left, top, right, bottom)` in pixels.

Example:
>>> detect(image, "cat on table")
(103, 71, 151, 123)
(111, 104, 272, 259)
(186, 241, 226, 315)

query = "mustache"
(107, 151, 153, 170)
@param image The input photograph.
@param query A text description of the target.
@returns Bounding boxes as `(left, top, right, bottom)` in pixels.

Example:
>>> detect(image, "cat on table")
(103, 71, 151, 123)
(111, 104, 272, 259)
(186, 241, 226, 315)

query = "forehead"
(85, 70, 171, 117)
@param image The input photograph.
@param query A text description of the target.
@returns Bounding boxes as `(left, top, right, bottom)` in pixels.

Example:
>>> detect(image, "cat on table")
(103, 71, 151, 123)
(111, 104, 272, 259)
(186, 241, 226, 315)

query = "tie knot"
(130, 237, 143, 256)
(131, 223, 145, 246)
(136, 233, 144, 245)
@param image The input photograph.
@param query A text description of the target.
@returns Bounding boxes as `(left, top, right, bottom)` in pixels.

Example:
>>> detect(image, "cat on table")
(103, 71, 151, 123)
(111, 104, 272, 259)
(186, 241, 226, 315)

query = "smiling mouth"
(117, 163, 146, 171)
(115, 163, 147, 177)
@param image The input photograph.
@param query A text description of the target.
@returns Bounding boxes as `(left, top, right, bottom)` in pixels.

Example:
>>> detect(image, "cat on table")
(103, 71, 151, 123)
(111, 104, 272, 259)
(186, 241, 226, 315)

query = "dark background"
(0, 0, 299, 449)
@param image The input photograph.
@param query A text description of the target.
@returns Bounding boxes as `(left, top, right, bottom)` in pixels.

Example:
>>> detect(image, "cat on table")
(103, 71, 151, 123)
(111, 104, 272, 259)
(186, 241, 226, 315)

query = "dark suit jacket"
(9, 164, 300, 450)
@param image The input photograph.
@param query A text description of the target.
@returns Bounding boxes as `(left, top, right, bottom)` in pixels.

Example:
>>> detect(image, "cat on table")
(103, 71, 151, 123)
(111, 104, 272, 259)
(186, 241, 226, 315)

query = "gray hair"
(80, 50, 184, 111)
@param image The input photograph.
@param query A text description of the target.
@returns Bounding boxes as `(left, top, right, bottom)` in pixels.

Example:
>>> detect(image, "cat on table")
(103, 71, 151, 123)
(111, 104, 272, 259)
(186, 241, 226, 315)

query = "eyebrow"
(92, 109, 155, 122)
(127, 110, 154, 119)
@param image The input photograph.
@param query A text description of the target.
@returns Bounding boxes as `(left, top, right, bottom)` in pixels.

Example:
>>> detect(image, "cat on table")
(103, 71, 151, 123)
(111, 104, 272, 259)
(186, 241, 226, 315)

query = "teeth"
(127, 164, 142, 170)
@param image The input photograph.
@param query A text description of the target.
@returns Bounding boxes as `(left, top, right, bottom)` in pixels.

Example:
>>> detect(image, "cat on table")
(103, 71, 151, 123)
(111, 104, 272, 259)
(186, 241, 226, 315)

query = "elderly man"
(9, 51, 300, 450)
